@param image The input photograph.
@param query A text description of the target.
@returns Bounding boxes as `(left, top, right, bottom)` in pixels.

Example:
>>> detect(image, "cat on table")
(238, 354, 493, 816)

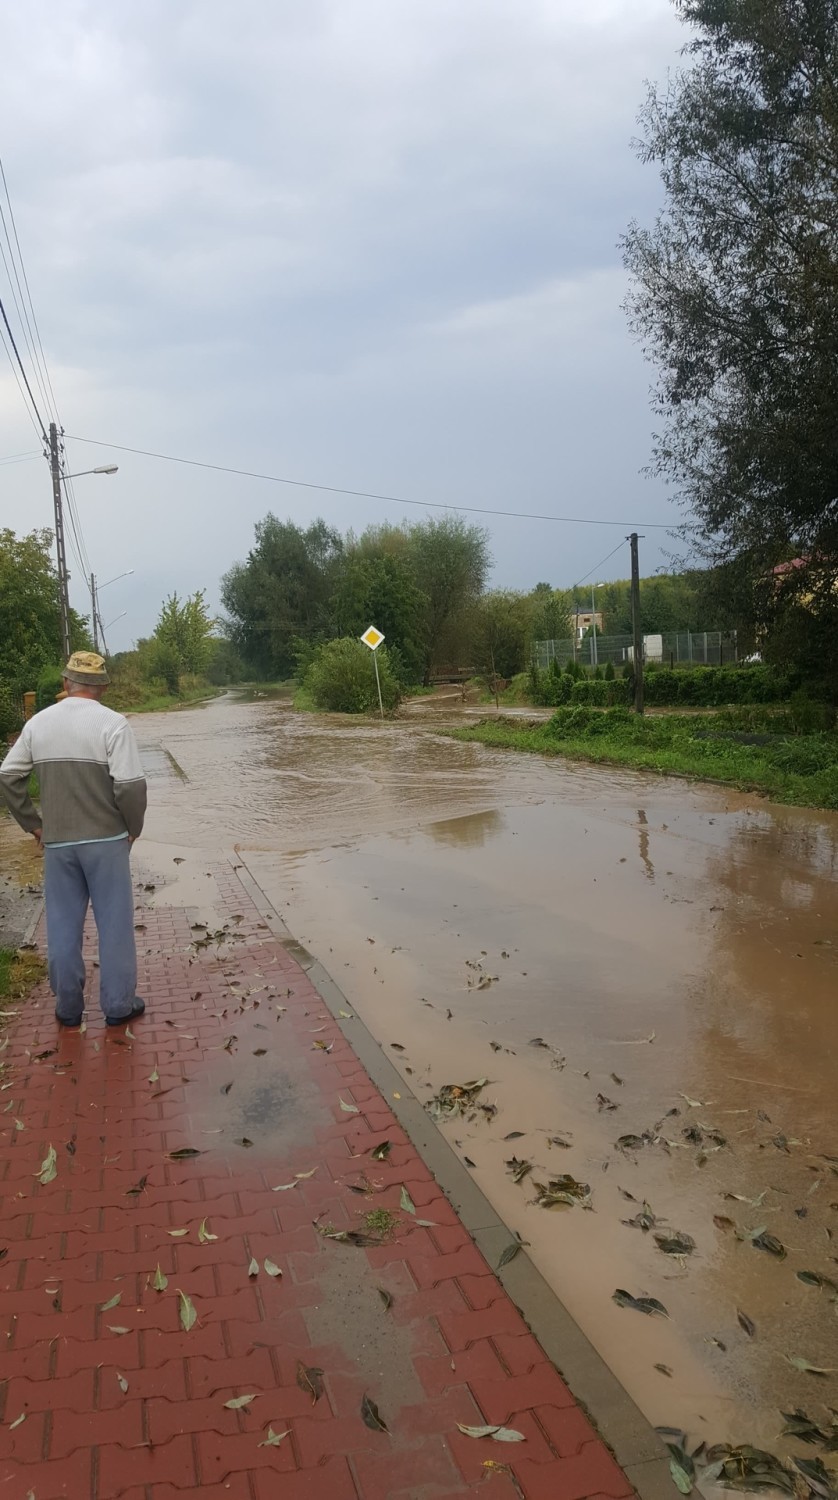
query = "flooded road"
(132, 692, 838, 1458)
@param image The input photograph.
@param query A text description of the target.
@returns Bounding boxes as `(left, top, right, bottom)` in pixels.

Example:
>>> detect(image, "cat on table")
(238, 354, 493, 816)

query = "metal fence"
(534, 630, 739, 672)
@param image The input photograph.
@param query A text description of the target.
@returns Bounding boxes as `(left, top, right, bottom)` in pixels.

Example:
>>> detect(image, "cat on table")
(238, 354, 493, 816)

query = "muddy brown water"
(130, 693, 838, 1460)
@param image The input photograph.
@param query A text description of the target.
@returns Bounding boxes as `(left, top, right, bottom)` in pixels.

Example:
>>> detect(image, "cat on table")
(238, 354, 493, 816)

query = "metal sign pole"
(360, 625, 386, 720)
(372, 649, 384, 720)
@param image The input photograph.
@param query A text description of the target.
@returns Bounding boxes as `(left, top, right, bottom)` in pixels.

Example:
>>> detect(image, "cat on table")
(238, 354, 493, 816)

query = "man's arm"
(0, 725, 42, 837)
(107, 721, 148, 840)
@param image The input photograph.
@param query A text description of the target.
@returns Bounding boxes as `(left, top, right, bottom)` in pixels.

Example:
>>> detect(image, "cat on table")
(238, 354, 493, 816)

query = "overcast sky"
(0, 0, 688, 650)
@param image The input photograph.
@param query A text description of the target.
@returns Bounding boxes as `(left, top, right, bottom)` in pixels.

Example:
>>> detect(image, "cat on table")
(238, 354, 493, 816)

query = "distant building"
(572, 608, 604, 639)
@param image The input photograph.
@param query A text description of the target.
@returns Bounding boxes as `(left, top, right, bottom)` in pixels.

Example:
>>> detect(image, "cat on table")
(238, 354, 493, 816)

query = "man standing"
(0, 652, 147, 1029)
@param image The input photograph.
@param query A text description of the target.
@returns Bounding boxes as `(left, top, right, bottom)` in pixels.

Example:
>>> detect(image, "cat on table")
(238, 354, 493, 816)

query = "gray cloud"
(0, 0, 687, 648)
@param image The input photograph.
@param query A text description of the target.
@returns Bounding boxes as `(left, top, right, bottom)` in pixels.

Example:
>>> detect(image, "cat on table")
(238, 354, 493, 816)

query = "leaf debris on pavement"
(361, 1393, 389, 1432)
(198, 1218, 218, 1243)
(259, 1427, 290, 1447)
(151, 1265, 168, 1292)
(36, 1144, 57, 1185)
(224, 1394, 256, 1409)
(427, 1078, 489, 1120)
(178, 1290, 198, 1331)
(263, 1258, 282, 1278)
(296, 1361, 324, 1405)
(612, 1288, 669, 1317)
(533, 1173, 591, 1210)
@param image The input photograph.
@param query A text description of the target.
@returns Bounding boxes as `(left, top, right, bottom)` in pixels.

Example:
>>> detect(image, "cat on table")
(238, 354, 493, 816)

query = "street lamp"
(103, 611, 127, 633)
(91, 571, 134, 653)
(59, 465, 119, 480)
(590, 583, 606, 668)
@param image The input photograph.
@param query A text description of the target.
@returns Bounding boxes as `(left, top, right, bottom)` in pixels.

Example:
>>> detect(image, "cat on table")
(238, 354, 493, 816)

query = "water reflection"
(636, 808, 655, 882)
(425, 809, 504, 848)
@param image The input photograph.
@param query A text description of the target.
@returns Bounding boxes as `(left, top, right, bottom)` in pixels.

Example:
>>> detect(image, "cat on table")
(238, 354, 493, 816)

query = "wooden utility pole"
(629, 531, 644, 715)
(50, 422, 71, 661)
(90, 574, 99, 652)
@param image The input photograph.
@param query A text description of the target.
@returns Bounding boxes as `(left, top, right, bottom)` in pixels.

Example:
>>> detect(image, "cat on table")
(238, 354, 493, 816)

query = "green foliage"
(204, 636, 249, 686)
(221, 516, 345, 679)
(529, 661, 808, 710)
(450, 708, 838, 810)
(622, 0, 838, 644)
(0, 529, 73, 702)
(152, 590, 216, 686)
(0, 683, 23, 739)
(35, 666, 65, 711)
(471, 590, 534, 683)
(331, 548, 428, 684)
(304, 638, 401, 714)
(604, 661, 615, 681)
(407, 515, 490, 682)
(530, 587, 571, 644)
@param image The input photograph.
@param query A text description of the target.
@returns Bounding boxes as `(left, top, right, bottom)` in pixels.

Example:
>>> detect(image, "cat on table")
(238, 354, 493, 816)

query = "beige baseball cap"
(64, 651, 110, 686)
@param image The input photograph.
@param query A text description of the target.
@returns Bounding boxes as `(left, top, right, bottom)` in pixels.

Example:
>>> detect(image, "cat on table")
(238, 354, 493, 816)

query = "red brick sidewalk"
(0, 861, 636, 1500)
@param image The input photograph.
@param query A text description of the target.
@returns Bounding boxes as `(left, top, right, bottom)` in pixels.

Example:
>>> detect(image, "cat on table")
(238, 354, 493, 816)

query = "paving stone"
(0, 877, 638, 1500)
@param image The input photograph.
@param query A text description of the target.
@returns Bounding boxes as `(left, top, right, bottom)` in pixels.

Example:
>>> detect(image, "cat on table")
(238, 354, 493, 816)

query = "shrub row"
(529, 661, 814, 709)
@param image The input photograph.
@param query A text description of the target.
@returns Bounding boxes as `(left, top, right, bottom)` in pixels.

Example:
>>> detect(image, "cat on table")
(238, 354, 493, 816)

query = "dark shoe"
(106, 997, 146, 1028)
(56, 1012, 83, 1029)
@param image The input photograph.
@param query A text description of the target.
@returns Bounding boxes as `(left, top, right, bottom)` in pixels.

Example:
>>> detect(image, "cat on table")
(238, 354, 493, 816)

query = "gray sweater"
(0, 697, 147, 844)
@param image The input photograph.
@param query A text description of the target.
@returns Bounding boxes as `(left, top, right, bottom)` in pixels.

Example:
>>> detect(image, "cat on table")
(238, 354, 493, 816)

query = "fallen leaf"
(295, 1168, 318, 1180)
(36, 1144, 57, 1185)
(168, 1148, 202, 1160)
(669, 1454, 695, 1495)
(797, 1270, 838, 1293)
(655, 1231, 696, 1257)
(737, 1309, 756, 1337)
(259, 1426, 290, 1447)
(497, 1241, 521, 1269)
(612, 1289, 669, 1317)
(117, 1374, 129, 1393)
(271, 1181, 298, 1192)
(224, 1394, 257, 1409)
(248, 1257, 259, 1277)
(377, 1287, 393, 1310)
(339, 1097, 360, 1113)
(264, 1258, 282, 1278)
(371, 1141, 391, 1160)
(400, 1185, 416, 1215)
(148, 1068, 159, 1084)
(107, 1326, 130, 1335)
(502, 1131, 526, 1141)
(9, 1413, 26, 1429)
(126, 1175, 148, 1197)
(361, 1393, 388, 1432)
(152, 1265, 168, 1292)
(751, 1229, 786, 1259)
(178, 1290, 198, 1331)
(99, 1292, 122, 1312)
(457, 1423, 526, 1443)
(167, 1228, 189, 1238)
(198, 1219, 218, 1243)
(786, 1357, 836, 1377)
(655, 1363, 673, 1377)
(237, 1137, 254, 1148)
(296, 1361, 324, 1405)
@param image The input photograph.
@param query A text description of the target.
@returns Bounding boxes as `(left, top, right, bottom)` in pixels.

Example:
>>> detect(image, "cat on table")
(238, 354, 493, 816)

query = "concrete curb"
(228, 849, 675, 1500)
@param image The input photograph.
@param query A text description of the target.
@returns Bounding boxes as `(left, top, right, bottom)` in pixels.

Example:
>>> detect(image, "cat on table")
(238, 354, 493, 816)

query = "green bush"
(604, 661, 615, 681)
(35, 665, 65, 711)
(304, 637, 401, 714)
(0, 683, 23, 738)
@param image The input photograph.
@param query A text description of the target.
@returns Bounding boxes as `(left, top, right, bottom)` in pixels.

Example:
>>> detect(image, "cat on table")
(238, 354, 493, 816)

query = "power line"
(572, 539, 629, 592)
(0, 449, 40, 464)
(0, 291, 47, 440)
(0, 226, 54, 426)
(65, 434, 674, 530)
(0, 320, 46, 444)
(0, 158, 61, 423)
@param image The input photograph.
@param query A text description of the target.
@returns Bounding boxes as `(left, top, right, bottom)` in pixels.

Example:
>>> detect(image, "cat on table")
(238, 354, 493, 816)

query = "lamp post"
(91, 570, 133, 653)
(49, 422, 119, 659)
(590, 583, 605, 668)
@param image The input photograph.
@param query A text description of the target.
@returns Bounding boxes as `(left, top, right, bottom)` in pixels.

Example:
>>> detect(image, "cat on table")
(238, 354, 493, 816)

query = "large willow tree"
(623, 0, 838, 677)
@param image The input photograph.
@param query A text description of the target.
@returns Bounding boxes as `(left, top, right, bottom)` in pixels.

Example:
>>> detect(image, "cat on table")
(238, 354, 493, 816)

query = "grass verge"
(447, 707, 838, 810)
(0, 948, 45, 1005)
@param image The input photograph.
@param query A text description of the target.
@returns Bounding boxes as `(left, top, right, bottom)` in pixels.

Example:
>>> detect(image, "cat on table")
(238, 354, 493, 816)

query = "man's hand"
(33, 828, 43, 847)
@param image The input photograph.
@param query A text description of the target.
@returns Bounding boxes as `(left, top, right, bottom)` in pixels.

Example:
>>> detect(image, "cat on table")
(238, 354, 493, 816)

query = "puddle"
(130, 695, 838, 1455)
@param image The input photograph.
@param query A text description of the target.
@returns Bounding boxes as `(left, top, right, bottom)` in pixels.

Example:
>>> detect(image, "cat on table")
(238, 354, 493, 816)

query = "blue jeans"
(44, 839, 138, 1023)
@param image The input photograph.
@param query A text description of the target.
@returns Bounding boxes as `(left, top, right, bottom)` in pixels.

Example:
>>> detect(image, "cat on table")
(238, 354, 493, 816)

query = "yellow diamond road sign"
(361, 625, 384, 651)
